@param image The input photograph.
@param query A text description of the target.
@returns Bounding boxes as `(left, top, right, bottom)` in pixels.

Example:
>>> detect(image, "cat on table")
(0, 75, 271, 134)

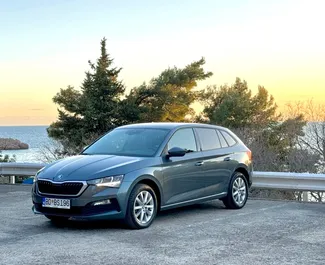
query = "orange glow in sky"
(0, 0, 324, 125)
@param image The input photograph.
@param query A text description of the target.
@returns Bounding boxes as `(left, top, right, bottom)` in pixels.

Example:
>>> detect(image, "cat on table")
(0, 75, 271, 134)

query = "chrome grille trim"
(37, 179, 88, 197)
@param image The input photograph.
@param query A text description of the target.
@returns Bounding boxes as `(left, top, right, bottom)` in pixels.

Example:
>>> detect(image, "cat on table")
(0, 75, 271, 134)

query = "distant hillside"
(0, 138, 29, 150)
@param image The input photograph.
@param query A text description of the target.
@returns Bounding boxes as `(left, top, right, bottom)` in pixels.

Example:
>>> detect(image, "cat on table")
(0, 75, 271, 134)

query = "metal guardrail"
(1, 163, 325, 192)
(0, 163, 45, 184)
(253, 171, 325, 192)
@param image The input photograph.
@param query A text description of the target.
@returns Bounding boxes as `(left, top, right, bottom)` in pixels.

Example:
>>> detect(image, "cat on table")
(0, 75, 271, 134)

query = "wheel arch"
(233, 164, 251, 187)
(128, 175, 163, 211)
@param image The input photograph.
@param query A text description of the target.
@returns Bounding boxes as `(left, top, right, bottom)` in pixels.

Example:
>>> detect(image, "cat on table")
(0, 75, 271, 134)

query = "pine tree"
(199, 77, 278, 129)
(48, 38, 125, 153)
(122, 58, 213, 123)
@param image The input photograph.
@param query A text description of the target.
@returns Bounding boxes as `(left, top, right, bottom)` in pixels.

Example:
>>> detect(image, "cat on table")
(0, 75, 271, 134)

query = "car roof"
(117, 122, 227, 130)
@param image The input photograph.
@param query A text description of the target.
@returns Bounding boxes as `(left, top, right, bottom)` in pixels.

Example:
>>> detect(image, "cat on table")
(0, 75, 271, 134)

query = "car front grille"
(37, 180, 86, 196)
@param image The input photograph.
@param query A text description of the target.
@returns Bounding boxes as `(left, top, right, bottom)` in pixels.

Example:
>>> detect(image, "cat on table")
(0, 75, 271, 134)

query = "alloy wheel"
(133, 190, 155, 225)
(232, 176, 247, 206)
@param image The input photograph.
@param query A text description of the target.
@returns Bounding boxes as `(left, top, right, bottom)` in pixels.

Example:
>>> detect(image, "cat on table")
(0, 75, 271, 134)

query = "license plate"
(42, 198, 71, 209)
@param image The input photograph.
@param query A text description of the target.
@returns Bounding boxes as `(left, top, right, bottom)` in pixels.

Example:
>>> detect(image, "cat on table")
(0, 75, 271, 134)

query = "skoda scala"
(32, 122, 252, 229)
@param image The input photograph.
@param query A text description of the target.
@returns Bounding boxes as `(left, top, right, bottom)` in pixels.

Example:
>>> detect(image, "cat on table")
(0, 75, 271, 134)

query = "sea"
(1, 125, 323, 202)
(0, 123, 323, 163)
(0, 126, 51, 163)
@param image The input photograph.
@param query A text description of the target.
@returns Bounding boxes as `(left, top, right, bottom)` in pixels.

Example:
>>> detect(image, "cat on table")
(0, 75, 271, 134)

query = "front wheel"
(222, 172, 248, 209)
(124, 184, 158, 229)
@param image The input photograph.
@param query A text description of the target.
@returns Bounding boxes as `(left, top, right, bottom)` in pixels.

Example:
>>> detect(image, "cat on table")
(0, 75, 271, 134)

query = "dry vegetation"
(236, 101, 325, 202)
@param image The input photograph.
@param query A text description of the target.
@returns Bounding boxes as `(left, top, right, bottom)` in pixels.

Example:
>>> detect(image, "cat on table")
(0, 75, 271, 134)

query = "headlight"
(33, 167, 45, 183)
(87, 175, 124, 188)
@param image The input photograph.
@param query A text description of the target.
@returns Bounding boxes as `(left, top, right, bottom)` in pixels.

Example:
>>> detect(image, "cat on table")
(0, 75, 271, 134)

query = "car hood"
(38, 155, 150, 181)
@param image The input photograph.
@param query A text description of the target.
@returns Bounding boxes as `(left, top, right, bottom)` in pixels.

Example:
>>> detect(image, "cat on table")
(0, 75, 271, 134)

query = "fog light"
(92, 199, 111, 206)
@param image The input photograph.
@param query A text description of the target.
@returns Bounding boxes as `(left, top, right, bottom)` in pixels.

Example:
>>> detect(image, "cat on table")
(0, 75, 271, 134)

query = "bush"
(0, 152, 16, 162)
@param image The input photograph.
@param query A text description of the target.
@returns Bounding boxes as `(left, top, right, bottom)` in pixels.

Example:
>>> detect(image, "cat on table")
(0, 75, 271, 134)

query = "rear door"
(217, 129, 241, 188)
(195, 128, 236, 195)
(161, 128, 206, 205)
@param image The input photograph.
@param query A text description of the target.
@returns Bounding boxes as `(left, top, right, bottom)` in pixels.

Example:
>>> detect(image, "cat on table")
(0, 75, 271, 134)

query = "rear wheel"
(125, 184, 158, 229)
(222, 172, 248, 209)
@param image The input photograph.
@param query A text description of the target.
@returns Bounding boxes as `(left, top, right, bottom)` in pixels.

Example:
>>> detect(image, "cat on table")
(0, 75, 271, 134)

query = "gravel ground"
(0, 185, 325, 265)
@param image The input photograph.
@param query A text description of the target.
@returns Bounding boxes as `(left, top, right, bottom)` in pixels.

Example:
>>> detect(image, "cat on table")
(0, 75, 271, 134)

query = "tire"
(45, 215, 69, 223)
(124, 184, 158, 229)
(222, 171, 248, 209)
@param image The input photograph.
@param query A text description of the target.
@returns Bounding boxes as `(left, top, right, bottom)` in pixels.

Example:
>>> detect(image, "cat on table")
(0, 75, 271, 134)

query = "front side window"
(167, 128, 197, 153)
(83, 128, 170, 157)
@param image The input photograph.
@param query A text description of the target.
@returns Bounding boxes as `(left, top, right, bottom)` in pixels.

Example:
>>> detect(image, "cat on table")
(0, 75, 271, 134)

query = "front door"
(161, 128, 206, 205)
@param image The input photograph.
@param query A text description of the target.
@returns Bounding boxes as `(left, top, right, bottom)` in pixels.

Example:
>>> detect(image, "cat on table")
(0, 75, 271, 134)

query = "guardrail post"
(302, 192, 308, 202)
(10, 176, 15, 184)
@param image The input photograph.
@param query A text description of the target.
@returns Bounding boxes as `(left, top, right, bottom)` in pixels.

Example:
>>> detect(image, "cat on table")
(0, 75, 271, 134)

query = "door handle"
(195, 161, 204, 166)
(224, 157, 231, 161)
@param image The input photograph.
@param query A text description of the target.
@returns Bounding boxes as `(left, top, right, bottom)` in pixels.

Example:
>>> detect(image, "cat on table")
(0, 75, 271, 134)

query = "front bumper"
(31, 181, 128, 220)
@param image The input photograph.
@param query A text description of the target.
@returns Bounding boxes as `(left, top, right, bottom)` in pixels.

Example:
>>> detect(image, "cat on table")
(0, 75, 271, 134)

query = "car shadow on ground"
(157, 200, 225, 219)
(45, 200, 226, 230)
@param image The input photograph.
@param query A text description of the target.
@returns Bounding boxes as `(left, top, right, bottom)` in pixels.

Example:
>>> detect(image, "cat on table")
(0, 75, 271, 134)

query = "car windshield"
(82, 128, 170, 157)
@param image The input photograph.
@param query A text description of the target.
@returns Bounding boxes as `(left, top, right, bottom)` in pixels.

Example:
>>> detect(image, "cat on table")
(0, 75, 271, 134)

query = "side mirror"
(167, 147, 186, 158)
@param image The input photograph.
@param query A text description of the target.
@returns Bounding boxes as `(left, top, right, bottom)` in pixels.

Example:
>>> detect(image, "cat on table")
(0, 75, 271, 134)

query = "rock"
(0, 138, 29, 150)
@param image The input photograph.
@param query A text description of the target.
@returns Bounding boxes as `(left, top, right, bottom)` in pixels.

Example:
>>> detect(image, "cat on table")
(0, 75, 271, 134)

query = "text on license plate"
(42, 198, 71, 209)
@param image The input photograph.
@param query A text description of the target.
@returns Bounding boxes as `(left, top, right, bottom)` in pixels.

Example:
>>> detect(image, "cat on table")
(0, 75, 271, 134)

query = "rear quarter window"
(220, 130, 237, 147)
(216, 130, 229, 148)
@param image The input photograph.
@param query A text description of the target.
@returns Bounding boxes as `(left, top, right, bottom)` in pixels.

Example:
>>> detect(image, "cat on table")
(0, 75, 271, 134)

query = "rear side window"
(196, 128, 221, 151)
(217, 130, 228, 148)
(167, 128, 197, 152)
(220, 130, 237, 147)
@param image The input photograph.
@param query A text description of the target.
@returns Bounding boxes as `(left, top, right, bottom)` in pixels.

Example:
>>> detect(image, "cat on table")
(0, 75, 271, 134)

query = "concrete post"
(302, 191, 308, 202)
(10, 176, 15, 184)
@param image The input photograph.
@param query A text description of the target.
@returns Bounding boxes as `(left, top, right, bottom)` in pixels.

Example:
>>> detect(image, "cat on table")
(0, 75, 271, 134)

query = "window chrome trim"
(37, 179, 88, 197)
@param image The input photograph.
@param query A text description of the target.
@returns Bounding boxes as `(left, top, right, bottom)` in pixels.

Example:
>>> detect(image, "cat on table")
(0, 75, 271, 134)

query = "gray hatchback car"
(32, 122, 253, 229)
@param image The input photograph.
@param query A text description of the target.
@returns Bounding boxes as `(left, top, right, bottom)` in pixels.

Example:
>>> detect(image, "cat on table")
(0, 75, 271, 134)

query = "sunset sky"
(1, 0, 324, 126)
